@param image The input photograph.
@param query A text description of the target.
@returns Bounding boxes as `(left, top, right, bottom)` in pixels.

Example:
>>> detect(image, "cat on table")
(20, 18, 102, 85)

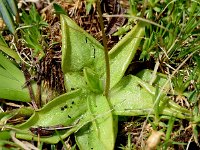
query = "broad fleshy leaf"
(61, 14, 104, 73)
(83, 67, 103, 93)
(16, 90, 88, 143)
(75, 94, 116, 150)
(103, 22, 146, 88)
(110, 75, 191, 119)
(61, 14, 146, 91)
(60, 14, 104, 92)
(136, 69, 170, 92)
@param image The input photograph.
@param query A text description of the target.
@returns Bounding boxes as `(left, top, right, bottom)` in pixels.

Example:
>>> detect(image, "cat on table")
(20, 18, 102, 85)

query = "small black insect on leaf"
(71, 101, 75, 105)
(68, 115, 71, 118)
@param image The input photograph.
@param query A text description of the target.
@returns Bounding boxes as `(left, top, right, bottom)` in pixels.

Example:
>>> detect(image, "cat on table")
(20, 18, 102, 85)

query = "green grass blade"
(5, 0, 17, 16)
(0, 0, 15, 34)
(0, 53, 30, 101)
(53, 3, 67, 15)
(0, 44, 20, 62)
(0, 52, 24, 82)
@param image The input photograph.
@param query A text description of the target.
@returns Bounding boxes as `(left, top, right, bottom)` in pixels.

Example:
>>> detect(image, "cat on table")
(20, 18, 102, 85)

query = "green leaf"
(105, 22, 146, 88)
(0, 131, 11, 140)
(76, 124, 106, 150)
(0, 33, 20, 61)
(0, 33, 7, 46)
(15, 91, 117, 146)
(64, 72, 88, 92)
(0, 78, 30, 102)
(20, 5, 47, 59)
(85, 2, 92, 14)
(136, 69, 170, 92)
(0, 0, 15, 34)
(0, 52, 24, 82)
(18, 90, 87, 128)
(60, 14, 145, 90)
(60, 14, 104, 92)
(83, 67, 103, 93)
(16, 90, 88, 143)
(0, 44, 20, 62)
(109, 75, 190, 119)
(53, 3, 67, 15)
(5, 0, 17, 16)
(61, 14, 104, 73)
(85, 0, 96, 14)
(75, 94, 116, 150)
(0, 53, 30, 101)
(0, 33, 20, 62)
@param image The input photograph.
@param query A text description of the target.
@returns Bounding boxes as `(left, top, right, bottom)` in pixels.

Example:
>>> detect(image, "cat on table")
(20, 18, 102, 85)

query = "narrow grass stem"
(96, 0, 110, 97)
(138, 50, 197, 143)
